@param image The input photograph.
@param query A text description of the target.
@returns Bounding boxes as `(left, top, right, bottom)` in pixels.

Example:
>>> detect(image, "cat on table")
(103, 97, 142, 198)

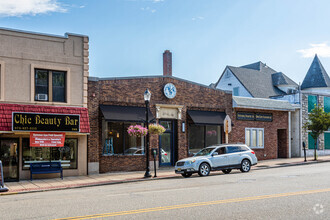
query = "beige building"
(0, 28, 90, 181)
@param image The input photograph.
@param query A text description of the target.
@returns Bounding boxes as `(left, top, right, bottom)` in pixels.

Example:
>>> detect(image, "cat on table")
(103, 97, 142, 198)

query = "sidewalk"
(1, 156, 330, 196)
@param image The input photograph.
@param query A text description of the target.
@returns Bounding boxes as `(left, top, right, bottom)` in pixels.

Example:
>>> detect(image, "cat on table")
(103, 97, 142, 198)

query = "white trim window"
(245, 128, 264, 148)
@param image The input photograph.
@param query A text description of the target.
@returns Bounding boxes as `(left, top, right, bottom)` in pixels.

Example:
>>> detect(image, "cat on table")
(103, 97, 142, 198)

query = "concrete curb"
(1, 160, 330, 196)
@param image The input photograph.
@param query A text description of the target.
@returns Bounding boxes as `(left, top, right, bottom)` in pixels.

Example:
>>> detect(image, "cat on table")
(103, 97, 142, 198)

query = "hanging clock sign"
(163, 83, 177, 99)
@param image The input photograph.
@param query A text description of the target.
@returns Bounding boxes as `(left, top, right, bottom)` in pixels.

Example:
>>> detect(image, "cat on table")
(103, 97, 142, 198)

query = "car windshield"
(194, 147, 215, 156)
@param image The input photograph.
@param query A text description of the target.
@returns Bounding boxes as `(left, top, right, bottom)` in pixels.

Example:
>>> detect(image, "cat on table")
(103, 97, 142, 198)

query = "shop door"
(159, 120, 176, 166)
(0, 139, 19, 181)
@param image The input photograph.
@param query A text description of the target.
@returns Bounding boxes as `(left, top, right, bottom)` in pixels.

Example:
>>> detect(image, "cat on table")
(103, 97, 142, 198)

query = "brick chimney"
(163, 50, 172, 76)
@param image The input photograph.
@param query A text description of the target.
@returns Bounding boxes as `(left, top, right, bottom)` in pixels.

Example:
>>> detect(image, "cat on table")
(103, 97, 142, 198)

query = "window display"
(102, 122, 144, 155)
(22, 138, 77, 169)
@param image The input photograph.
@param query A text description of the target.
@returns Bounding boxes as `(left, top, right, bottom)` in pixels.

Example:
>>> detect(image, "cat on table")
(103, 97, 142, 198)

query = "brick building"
(0, 28, 90, 181)
(88, 75, 232, 172)
(232, 96, 294, 160)
(88, 51, 294, 173)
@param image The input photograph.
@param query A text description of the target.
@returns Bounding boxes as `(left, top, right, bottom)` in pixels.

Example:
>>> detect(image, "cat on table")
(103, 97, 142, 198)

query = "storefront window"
(22, 138, 77, 169)
(245, 128, 264, 148)
(102, 122, 144, 155)
(245, 130, 251, 146)
(188, 124, 221, 155)
(205, 126, 221, 148)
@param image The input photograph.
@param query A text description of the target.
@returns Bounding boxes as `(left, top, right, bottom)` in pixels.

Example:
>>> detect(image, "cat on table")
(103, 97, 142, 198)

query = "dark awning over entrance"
(100, 105, 155, 123)
(187, 110, 226, 125)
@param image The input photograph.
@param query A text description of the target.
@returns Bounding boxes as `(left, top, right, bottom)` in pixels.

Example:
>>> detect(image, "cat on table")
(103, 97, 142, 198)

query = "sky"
(1, 0, 330, 86)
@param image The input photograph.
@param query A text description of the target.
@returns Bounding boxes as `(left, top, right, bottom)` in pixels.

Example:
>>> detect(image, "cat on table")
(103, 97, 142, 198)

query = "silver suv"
(175, 144, 258, 177)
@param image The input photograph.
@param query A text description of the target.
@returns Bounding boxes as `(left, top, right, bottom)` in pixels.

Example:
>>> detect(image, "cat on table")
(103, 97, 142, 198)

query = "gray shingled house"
(214, 61, 300, 158)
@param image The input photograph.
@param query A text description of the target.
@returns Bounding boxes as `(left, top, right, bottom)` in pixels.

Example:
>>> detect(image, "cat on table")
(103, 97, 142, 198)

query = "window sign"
(30, 132, 65, 147)
(12, 112, 80, 132)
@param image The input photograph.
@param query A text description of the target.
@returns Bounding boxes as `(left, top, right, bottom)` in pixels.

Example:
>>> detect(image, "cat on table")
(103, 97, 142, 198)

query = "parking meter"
(303, 142, 306, 162)
(151, 148, 158, 177)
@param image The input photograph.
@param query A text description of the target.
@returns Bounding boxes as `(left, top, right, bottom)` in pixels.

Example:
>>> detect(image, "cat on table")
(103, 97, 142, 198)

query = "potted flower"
(127, 125, 148, 137)
(148, 124, 166, 135)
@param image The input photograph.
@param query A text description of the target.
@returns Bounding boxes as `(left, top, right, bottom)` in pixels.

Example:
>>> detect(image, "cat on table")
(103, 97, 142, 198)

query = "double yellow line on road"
(55, 188, 330, 219)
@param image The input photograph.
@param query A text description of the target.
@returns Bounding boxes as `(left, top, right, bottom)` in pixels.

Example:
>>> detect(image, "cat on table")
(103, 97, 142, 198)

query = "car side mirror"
(212, 152, 218, 156)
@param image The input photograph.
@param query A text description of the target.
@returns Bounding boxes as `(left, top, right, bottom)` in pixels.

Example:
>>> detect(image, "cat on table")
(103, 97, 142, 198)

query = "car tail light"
(251, 151, 255, 154)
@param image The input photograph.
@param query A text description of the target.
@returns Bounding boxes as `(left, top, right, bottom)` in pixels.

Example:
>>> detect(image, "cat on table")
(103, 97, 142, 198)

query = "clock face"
(164, 83, 177, 99)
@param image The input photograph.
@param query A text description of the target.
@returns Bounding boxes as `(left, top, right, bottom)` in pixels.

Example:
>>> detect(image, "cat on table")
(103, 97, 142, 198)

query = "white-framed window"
(245, 128, 264, 148)
(35, 69, 66, 102)
(233, 87, 239, 96)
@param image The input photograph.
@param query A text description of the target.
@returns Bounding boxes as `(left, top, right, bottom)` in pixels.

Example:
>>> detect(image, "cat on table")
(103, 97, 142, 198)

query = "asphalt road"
(1, 163, 330, 220)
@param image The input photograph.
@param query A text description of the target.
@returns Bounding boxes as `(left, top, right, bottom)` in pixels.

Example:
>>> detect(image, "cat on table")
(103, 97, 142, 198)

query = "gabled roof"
(301, 55, 330, 90)
(272, 72, 297, 86)
(217, 61, 297, 98)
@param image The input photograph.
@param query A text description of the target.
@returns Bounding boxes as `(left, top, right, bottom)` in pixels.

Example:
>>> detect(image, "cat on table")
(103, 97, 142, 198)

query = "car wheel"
(240, 159, 251, 172)
(222, 169, 232, 174)
(181, 173, 192, 178)
(198, 163, 210, 176)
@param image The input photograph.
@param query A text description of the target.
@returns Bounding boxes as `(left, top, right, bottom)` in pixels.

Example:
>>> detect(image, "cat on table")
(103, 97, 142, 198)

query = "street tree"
(304, 105, 330, 160)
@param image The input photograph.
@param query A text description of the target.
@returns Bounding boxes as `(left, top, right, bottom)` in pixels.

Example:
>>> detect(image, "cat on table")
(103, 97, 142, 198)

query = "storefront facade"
(88, 75, 233, 173)
(0, 28, 90, 181)
(231, 96, 295, 160)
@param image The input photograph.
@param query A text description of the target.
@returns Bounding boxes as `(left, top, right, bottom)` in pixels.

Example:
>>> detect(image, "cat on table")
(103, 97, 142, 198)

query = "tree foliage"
(303, 105, 330, 160)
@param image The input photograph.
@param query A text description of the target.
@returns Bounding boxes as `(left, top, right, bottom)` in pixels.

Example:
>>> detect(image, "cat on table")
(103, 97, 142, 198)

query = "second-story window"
(35, 69, 66, 102)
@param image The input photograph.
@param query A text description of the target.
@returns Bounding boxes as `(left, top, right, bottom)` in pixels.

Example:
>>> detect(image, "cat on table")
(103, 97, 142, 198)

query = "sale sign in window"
(30, 132, 65, 147)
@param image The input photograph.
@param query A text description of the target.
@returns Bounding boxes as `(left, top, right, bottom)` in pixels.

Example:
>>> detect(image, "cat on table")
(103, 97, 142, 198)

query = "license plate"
(177, 168, 181, 171)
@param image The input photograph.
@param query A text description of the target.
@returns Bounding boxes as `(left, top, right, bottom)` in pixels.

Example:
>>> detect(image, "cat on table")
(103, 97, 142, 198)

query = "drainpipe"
(288, 111, 292, 158)
(299, 86, 303, 157)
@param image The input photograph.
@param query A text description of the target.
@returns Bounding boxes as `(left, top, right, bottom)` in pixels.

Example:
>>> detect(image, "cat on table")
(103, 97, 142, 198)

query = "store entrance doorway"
(0, 138, 19, 181)
(159, 120, 176, 166)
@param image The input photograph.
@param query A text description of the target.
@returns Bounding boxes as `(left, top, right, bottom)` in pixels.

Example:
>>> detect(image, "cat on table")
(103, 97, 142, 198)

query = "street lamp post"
(144, 89, 152, 178)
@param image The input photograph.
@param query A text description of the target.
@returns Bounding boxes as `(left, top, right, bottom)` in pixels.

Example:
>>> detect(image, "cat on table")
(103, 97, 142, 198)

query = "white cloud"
(141, 6, 156, 13)
(152, 0, 164, 2)
(192, 16, 204, 21)
(0, 0, 67, 17)
(297, 43, 330, 58)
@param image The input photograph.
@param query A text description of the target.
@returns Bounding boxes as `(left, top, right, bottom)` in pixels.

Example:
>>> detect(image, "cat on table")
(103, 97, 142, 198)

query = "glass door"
(0, 138, 19, 181)
(159, 120, 175, 166)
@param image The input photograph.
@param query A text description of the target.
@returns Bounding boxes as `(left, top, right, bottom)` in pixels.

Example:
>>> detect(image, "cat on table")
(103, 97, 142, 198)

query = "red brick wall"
(230, 108, 289, 160)
(88, 76, 233, 173)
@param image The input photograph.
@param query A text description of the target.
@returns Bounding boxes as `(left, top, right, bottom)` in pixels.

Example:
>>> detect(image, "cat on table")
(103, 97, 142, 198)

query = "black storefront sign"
(255, 113, 273, 122)
(12, 112, 80, 132)
(236, 112, 272, 122)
